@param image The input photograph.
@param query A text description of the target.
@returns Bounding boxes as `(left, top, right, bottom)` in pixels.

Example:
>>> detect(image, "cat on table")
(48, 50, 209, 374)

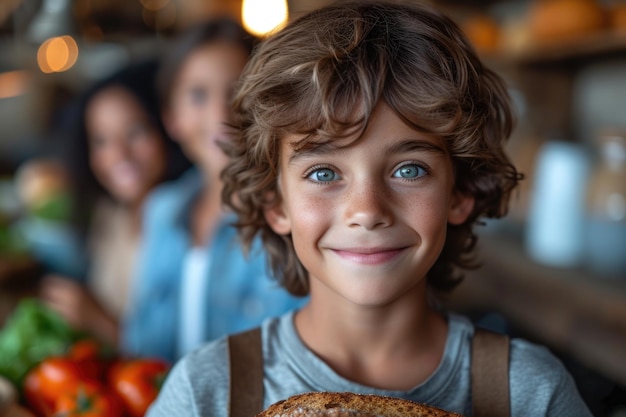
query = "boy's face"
(264, 101, 474, 307)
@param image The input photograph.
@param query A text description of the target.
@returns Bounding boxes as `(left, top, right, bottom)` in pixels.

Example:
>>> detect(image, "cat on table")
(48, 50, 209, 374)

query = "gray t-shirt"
(147, 311, 592, 417)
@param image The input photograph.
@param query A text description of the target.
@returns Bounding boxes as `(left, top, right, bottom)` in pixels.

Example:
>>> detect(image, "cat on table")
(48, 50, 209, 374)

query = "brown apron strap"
(471, 328, 510, 417)
(228, 327, 264, 417)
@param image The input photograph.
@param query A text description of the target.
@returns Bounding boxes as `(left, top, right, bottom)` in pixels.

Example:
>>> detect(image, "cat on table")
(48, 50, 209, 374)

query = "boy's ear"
(447, 191, 475, 225)
(263, 193, 292, 235)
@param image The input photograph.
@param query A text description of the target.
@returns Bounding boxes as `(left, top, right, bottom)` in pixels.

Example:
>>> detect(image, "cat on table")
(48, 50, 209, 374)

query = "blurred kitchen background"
(0, 0, 625, 415)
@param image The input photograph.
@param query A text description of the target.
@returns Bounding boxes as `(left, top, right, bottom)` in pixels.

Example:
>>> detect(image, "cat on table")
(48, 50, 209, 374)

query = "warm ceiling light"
(37, 35, 79, 73)
(242, 0, 288, 37)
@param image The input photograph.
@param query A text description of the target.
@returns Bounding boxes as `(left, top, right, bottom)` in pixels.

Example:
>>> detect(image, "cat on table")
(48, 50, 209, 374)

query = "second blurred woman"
(124, 19, 306, 361)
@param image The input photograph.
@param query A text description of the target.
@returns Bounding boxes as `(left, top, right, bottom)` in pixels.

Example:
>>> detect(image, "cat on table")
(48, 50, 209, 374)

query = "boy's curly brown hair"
(222, 1, 522, 297)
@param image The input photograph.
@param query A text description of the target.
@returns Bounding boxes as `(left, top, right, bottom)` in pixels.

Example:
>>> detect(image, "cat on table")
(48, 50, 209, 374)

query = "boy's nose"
(344, 182, 393, 230)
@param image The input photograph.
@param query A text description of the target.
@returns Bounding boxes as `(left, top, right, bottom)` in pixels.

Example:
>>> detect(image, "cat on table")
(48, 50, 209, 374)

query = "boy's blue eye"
(308, 168, 340, 182)
(393, 164, 426, 179)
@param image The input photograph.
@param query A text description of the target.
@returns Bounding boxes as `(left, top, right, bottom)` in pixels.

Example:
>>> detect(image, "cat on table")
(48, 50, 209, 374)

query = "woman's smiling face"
(87, 86, 167, 206)
(264, 101, 474, 308)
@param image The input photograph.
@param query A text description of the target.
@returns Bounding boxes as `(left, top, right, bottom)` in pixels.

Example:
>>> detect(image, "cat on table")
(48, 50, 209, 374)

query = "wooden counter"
(443, 234, 626, 387)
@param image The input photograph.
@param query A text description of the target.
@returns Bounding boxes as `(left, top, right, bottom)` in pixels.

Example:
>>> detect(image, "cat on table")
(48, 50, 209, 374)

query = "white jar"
(525, 140, 591, 268)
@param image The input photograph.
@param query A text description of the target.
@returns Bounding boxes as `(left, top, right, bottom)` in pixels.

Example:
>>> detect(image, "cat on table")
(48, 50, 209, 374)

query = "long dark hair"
(60, 59, 191, 235)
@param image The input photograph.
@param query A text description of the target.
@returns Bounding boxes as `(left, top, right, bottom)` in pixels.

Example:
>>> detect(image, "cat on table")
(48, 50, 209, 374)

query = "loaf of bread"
(256, 392, 463, 417)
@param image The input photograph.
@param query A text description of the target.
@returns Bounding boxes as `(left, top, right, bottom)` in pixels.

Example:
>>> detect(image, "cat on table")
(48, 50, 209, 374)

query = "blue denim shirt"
(122, 169, 306, 361)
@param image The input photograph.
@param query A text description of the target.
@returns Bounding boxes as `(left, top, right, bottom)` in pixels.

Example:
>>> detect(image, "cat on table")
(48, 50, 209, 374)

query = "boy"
(147, 2, 592, 416)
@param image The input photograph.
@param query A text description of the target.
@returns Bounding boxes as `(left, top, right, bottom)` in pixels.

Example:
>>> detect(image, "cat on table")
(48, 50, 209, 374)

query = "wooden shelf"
(444, 234, 626, 387)
(484, 31, 626, 67)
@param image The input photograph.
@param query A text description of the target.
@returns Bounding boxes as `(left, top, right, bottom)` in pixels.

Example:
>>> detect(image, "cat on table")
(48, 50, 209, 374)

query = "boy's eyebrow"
(287, 142, 346, 164)
(287, 137, 447, 164)
(385, 139, 447, 156)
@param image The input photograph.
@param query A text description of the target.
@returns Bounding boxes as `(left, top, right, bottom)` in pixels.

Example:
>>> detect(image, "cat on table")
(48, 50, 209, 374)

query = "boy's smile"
(265, 101, 474, 308)
(331, 246, 408, 265)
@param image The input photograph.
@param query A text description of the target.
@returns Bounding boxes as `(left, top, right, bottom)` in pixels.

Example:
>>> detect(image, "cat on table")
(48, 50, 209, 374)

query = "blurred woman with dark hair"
(39, 59, 190, 347)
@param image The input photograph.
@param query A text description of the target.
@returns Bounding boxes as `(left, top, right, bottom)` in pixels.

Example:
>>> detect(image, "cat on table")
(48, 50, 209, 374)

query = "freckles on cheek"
(289, 196, 328, 271)
(406, 194, 449, 232)
(291, 195, 326, 228)
(288, 193, 328, 242)
(426, 200, 454, 247)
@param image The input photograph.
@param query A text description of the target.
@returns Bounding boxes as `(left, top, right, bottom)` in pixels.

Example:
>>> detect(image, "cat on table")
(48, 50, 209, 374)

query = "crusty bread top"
(256, 392, 463, 417)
